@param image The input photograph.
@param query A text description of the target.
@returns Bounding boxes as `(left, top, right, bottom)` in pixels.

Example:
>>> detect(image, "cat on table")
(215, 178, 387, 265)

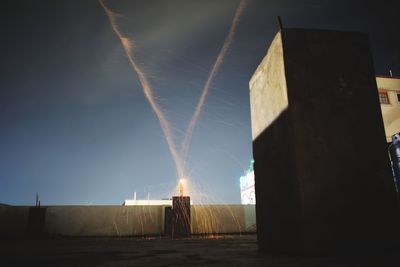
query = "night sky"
(1, 0, 399, 205)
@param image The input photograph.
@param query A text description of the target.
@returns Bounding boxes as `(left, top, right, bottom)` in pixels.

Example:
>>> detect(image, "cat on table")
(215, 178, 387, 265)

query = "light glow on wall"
(240, 160, 255, 205)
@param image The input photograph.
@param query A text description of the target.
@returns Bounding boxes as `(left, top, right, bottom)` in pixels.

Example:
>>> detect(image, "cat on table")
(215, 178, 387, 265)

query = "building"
(123, 193, 172, 206)
(377, 76, 400, 142)
(123, 199, 172, 206)
(239, 160, 255, 205)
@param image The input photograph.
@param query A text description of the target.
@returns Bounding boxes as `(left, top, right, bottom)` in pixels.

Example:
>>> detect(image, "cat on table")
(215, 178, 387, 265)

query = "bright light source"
(178, 179, 185, 196)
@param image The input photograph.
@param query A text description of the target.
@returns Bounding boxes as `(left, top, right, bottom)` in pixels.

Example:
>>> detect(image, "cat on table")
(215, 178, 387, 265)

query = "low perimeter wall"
(0, 204, 255, 238)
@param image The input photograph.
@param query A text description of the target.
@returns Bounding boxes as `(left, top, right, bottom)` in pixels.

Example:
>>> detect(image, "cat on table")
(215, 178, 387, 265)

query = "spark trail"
(100, 0, 247, 188)
(179, 0, 247, 164)
(99, 0, 185, 179)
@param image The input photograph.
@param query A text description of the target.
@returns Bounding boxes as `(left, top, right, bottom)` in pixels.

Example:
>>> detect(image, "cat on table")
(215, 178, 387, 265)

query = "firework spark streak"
(100, 0, 247, 186)
(179, 0, 247, 164)
(99, 0, 185, 179)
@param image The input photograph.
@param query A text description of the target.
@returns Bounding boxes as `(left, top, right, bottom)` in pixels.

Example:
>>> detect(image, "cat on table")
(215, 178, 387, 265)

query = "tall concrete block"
(172, 196, 191, 238)
(26, 207, 47, 238)
(250, 29, 400, 253)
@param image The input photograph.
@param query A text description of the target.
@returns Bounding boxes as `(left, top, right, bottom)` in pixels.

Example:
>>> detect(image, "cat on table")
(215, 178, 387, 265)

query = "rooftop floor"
(1, 235, 399, 266)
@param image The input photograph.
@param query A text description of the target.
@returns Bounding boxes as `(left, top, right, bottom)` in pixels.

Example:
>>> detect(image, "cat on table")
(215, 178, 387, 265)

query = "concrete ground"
(1, 235, 399, 266)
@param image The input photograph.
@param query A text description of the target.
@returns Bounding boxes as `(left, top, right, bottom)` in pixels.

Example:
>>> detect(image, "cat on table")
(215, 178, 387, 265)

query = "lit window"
(379, 91, 390, 104)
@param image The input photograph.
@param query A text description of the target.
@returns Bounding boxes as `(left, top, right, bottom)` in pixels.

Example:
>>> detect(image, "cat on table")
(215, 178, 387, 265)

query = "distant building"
(240, 160, 255, 205)
(377, 76, 400, 142)
(123, 192, 172, 206)
(123, 199, 172, 206)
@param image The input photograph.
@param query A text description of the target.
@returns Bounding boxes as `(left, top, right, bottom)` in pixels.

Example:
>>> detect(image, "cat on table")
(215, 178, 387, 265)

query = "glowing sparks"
(100, 0, 247, 194)
(99, 0, 185, 179)
(180, 0, 248, 164)
(178, 179, 185, 196)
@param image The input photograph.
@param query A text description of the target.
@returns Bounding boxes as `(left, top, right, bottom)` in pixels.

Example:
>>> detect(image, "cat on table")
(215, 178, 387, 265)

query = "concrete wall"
(249, 32, 288, 140)
(250, 29, 400, 253)
(45, 206, 165, 236)
(191, 205, 255, 234)
(0, 204, 256, 238)
(0, 205, 30, 238)
(250, 31, 299, 252)
(377, 76, 400, 141)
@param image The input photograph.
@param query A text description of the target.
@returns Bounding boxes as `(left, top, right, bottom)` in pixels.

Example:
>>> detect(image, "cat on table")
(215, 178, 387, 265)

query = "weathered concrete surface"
(45, 206, 165, 236)
(0, 205, 256, 238)
(191, 205, 255, 234)
(1, 235, 399, 267)
(250, 32, 288, 141)
(250, 29, 400, 253)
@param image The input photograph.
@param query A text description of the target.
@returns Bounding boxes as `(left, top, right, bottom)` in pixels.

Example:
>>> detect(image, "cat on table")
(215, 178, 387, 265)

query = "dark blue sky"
(1, 0, 399, 205)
